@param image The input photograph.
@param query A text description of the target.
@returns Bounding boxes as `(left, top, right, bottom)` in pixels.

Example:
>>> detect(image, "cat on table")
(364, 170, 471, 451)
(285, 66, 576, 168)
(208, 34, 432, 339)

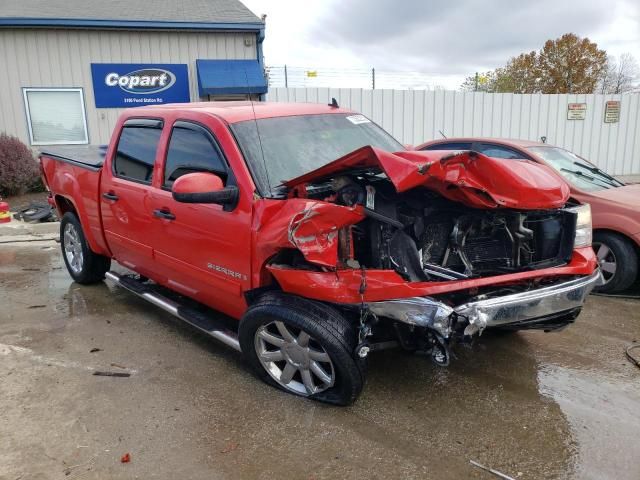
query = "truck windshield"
(527, 146, 624, 192)
(231, 113, 404, 197)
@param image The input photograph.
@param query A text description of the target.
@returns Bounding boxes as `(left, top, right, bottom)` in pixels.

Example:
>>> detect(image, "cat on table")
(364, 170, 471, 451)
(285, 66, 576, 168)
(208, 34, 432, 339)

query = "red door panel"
(99, 120, 163, 277)
(146, 119, 253, 319)
(100, 178, 156, 274)
(149, 189, 251, 318)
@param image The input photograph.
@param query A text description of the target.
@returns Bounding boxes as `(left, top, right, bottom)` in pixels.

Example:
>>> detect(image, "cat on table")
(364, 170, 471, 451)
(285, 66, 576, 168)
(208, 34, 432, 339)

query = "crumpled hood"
(284, 146, 570, 210)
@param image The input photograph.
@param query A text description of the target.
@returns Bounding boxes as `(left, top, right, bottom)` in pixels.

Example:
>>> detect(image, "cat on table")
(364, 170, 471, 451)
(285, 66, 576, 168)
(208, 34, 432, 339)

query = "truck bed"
(39, 145, 106, 171)
(40, 146, 110, 256)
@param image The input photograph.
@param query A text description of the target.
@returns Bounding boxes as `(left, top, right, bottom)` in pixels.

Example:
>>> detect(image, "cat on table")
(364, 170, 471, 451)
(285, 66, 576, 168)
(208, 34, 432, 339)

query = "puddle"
(538, 364, 640, 480)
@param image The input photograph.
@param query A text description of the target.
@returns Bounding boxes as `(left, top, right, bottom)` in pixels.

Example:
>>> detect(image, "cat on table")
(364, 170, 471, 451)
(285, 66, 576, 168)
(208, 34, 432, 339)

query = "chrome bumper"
(367, 270, 603, 337)
(454, 270, 602, 331)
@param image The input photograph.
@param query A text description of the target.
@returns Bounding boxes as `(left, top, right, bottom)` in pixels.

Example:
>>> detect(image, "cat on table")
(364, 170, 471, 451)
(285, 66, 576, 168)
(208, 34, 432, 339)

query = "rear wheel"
(239, 292, 365, 405)
(60, 212, 111, 284)
(593, 231, 638, 293)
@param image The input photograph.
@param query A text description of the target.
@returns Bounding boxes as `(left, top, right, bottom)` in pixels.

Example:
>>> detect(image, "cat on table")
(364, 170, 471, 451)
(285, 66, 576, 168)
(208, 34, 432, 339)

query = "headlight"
(567, 204, 592, 247)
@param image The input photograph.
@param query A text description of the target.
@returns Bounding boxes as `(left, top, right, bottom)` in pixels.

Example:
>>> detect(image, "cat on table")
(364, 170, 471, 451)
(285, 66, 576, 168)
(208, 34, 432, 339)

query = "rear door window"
(113, 121, 163, 184)
(476, 144, 529, 160)
(163, 122, 227, 188)
(420, 142, 473, 151)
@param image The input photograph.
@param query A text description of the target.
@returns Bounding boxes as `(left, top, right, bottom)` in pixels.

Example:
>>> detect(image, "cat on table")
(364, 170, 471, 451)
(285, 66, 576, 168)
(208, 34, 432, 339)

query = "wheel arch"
(54, 193, 110, 257)
(54, 194, 77, 216)
(592, 229, 639, 292)
(593, 228, 640, 255)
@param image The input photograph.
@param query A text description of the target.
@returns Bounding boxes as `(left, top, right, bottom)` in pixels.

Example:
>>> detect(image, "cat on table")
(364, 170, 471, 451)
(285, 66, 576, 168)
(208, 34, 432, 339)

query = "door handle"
(153, 209, 176, 221)
(102, 191, 119, 201)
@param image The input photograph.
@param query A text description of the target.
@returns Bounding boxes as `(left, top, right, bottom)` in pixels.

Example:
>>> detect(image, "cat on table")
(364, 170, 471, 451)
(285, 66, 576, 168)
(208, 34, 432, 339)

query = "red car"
(40, 103, 599, 404)
(418, 138, 640, 293)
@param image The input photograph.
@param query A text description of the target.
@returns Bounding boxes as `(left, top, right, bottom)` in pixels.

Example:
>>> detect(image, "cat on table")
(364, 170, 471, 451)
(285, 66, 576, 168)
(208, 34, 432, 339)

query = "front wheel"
(60, 212, 111, 284)
(239, 293, 365, 405)
(593, 231, 638, 293)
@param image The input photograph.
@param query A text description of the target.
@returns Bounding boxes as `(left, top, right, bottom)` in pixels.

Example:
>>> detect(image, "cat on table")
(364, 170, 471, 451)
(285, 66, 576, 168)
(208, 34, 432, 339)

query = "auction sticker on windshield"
(346, 114, 371, 125)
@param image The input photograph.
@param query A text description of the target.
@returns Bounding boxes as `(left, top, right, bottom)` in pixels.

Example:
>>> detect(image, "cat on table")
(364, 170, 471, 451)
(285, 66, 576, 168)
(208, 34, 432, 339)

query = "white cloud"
(241, 0, 640, 90)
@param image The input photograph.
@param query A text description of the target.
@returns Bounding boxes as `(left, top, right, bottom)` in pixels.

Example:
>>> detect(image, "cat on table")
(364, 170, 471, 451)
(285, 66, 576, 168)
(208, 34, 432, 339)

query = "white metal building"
(0, 0, 267, 146)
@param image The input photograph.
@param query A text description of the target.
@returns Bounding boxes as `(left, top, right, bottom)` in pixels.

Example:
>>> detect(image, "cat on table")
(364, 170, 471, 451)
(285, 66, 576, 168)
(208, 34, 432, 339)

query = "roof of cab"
(126, 101, 355, 124)
(418, 137, 545, 149)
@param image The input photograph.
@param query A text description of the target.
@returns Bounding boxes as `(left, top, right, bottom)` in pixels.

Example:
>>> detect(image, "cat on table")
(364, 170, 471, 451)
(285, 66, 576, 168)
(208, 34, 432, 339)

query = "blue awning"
(196, 59, 267, 96)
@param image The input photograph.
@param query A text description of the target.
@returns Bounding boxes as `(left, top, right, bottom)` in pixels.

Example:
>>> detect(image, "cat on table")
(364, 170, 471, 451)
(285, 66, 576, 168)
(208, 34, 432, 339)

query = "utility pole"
(372, 68, 376, 90)
(284, 64, 288, 88)
(475, 72, 479, 92)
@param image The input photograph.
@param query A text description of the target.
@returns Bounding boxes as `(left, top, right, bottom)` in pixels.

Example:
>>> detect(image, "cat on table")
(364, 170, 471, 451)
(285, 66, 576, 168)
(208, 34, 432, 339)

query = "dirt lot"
(1, 241, 639, 480)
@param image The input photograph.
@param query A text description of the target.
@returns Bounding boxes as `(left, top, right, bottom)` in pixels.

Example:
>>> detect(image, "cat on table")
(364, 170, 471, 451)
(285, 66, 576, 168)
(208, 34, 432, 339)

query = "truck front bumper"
(367, 270, 603, 338)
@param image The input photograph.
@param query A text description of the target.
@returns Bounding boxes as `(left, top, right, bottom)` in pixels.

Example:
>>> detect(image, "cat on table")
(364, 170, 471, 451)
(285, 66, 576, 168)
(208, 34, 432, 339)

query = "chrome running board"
(105, 271, 241, 352)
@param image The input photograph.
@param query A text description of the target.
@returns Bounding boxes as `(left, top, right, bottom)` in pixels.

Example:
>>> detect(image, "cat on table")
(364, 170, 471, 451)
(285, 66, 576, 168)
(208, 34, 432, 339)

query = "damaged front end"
(364, 270, 601, 363)
(254, 146, 599, 363)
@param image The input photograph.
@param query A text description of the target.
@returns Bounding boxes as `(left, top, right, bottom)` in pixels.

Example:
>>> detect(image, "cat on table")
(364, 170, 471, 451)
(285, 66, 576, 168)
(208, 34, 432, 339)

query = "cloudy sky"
(242, 0, 640, 89)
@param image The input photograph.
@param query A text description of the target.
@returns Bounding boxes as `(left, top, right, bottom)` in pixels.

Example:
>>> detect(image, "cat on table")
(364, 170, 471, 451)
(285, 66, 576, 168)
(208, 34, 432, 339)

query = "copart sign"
(91, 63, 190, 108)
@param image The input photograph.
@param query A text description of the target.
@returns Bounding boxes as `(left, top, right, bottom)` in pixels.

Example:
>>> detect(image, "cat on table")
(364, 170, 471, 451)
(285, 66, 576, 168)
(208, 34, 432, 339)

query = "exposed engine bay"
(297, 171, 576, 282)
(261, 147, 597, 368)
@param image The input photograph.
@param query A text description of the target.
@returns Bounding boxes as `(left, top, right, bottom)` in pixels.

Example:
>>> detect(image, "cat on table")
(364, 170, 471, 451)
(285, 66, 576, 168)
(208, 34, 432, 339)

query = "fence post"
(372, 68, 376, 90)
(284, 64, 288, 88)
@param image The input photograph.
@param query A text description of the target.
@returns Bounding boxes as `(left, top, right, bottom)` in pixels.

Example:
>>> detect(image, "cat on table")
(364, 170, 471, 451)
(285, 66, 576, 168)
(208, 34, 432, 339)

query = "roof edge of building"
(0, 18, 264, 31)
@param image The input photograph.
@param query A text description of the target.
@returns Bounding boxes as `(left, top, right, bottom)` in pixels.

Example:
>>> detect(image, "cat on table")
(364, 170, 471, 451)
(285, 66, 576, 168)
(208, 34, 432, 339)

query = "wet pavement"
(1, 242, 639, 480)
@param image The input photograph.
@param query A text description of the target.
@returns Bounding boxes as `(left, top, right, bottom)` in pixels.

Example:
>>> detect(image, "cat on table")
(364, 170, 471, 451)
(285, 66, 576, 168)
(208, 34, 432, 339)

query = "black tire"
(593, 231, 638, 293)
(239, 292, 366, 405)
(14, 202, 53, 223)
(60, 212, 111, 285)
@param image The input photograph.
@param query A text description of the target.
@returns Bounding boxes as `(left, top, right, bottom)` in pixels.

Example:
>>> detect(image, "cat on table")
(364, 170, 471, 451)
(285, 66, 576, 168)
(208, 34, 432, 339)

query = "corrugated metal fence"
(267, 88, 640, 175)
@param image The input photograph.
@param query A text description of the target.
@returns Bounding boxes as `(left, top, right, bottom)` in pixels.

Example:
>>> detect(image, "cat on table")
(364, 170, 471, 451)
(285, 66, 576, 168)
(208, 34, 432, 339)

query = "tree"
(460, 33, 608, 94)
(460, 71, 497, 92)
(496, 52, 540, 93)
(459, 63, 537, 94)
(537, 34, 607, 93)
(600, 53, 640, 94)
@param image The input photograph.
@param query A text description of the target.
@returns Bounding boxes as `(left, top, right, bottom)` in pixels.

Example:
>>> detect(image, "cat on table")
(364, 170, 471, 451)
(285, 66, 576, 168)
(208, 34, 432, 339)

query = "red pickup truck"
(40, 102, 601, 405)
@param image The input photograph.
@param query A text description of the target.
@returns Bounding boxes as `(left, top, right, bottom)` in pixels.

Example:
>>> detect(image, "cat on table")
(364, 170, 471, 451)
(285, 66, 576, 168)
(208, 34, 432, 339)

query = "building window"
(23, 88, 89, 145)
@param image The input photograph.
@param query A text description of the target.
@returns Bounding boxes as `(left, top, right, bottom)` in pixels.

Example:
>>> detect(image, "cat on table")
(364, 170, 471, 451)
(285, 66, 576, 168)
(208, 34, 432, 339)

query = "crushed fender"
(252, 198, 365, 273)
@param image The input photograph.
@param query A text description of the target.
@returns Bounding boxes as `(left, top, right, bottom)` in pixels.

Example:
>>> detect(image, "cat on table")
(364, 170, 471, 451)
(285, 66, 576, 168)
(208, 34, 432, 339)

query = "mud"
(1, 242, 639, 479)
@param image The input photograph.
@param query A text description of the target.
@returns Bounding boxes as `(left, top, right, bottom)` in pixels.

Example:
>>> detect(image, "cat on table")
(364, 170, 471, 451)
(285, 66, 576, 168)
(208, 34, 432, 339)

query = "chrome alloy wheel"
(254, 321, 335, 396)
(63, 223, 84, 274)
(593, 242, 617, 285)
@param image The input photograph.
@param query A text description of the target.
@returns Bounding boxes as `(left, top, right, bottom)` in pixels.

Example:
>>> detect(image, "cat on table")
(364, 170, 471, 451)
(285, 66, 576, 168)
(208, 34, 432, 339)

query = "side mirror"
(172, 172, 238, 207)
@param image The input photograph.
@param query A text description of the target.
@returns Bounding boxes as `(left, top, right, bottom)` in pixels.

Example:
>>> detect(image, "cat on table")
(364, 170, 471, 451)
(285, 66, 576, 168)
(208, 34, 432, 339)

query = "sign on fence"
(604, 101, 621, 123)
(567, 103, 587, 120)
